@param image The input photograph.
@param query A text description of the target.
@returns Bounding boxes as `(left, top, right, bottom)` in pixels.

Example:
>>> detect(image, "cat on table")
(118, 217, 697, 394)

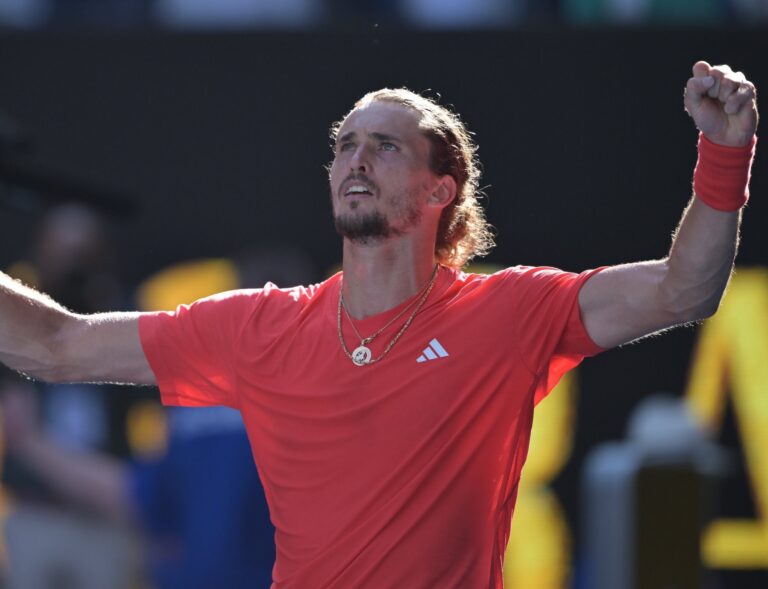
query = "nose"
(349, 144, 370, 173)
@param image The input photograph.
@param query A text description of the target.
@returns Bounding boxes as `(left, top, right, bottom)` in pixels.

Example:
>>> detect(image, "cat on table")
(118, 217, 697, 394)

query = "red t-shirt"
(139, 265, 604, 589)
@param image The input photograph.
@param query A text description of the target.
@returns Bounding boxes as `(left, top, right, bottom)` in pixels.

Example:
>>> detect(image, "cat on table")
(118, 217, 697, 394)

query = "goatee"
(331, 187, 423, 244)
(334, 211, 394, 244)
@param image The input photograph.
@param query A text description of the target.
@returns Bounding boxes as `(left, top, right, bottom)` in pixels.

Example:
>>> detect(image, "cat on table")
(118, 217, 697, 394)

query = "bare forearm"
(0, 272, 153, 385)
(0, 271, 73, 380)
(666, 60, 757, 319)
(579, 61, 755, 349)
(663, 196, 740, 320)
(579, 195, 742, 348)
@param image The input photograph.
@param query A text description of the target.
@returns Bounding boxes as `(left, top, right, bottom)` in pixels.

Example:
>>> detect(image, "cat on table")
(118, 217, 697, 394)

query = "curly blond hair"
(332, 88, 494, 269)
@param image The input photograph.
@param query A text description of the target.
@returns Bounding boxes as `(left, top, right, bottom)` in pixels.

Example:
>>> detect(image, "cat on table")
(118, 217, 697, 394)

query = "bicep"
(56, 312, 156, 385)
(578, 260, 682, 350)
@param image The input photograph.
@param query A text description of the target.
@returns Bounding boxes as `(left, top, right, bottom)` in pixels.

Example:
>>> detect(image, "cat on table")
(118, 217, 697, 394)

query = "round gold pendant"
(351, 345, 372, 366)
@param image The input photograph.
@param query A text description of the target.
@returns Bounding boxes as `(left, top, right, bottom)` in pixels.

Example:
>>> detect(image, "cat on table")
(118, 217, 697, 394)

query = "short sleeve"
(508, 266, 607, 405)
(139, 289, 263, 409)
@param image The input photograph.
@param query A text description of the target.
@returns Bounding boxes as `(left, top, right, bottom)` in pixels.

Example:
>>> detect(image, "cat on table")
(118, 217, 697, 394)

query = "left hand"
(684, 61, 758, 147)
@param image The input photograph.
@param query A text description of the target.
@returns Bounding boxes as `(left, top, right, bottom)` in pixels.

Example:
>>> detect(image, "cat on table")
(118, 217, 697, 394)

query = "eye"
(380, 142, 398, 152)
(338, 142, 355, 152)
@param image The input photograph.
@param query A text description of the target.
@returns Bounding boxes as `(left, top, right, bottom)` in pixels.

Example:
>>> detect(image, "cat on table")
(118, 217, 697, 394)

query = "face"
(329, 100, 438, 244)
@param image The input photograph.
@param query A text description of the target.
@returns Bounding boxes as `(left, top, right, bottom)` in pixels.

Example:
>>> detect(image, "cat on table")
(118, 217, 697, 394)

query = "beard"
(334, 210, 392, 244)
(333, 195, 423, 245)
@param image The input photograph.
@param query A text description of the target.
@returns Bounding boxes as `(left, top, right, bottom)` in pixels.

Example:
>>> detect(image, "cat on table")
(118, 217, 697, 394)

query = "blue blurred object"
(152, 0, 322, 28)
(131, 407, 275, 589)
(562, 0, 732, 25)
(400, 0, 525, 27)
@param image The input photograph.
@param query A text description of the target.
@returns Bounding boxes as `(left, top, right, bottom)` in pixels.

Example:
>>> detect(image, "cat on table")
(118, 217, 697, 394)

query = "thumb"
(692, 60, 711, 78)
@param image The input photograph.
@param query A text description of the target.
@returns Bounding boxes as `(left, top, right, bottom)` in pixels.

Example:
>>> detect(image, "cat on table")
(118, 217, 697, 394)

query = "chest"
(236, 303, 534, 474)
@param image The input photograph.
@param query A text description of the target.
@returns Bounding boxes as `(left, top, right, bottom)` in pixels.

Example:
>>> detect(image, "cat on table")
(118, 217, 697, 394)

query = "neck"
(341, 234, 438, 319)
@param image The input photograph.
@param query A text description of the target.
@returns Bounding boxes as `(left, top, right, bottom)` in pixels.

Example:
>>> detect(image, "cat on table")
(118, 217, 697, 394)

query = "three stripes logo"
(416, 338, 449, 363)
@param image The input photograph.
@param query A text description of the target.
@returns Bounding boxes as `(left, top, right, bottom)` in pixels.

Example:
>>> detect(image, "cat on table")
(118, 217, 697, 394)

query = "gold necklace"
(338, 265, 439, 367)
(341, 264, 438, 345)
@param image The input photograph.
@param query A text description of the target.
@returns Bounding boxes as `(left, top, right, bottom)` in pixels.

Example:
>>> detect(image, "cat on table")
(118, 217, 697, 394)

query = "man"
(0, 61, 758, 588)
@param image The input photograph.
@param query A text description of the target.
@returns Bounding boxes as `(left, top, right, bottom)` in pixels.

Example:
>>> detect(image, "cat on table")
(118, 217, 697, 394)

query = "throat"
(340, 263, 440, 320)
(337, 264, 441, 367)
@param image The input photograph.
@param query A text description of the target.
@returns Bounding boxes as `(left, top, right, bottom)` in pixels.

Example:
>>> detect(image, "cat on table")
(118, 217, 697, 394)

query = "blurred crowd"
(0, 203, 319, 588)
(0, 0, 766, 29)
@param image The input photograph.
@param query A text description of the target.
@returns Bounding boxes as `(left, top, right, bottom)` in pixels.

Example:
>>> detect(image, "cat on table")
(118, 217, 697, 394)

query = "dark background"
(1, 28, 765, 586)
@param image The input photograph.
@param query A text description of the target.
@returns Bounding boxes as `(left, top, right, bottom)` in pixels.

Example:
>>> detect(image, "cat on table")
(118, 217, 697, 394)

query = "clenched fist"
(684, 60, 758, 148)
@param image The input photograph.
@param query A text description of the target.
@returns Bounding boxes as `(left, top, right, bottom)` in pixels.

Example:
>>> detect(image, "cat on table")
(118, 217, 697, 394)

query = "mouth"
(345, 186, 374, 199)
(341, 179, 376, 200)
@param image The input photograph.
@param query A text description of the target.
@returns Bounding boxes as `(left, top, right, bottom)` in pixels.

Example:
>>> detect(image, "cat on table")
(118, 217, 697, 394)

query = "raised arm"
(579, 61, 758, 349)
(0, 271, 155, 385)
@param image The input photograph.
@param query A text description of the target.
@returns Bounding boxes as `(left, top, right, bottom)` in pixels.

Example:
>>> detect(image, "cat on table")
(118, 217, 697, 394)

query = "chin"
(334, 211, 392, 242)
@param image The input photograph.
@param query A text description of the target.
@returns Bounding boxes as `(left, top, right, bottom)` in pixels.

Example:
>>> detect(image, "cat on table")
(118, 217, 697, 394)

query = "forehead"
(338, 100, 425, 142)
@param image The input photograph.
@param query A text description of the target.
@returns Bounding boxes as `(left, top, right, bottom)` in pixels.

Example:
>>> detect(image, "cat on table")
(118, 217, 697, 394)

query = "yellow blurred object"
(686, 268, 768, 568)
(505, 488, 571, 588)
(521, 371, 576, 488)
(703, 520, 768, 568)
(131, 257, 242, 458)
(504, 371, 576, 588)
(136, 258, 239, 312)
(126, 401, 168, 460)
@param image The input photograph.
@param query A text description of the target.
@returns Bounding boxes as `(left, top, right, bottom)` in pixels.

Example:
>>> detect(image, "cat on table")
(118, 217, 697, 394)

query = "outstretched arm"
(0, 272, 155, 385)
(579, 61, 758, 349)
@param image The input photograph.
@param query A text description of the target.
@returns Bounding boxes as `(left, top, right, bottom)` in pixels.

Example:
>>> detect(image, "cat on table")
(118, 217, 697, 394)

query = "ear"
(427, 175, 457, 209)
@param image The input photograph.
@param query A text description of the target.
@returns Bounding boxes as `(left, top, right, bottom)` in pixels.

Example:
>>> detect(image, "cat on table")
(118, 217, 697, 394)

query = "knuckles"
(684, 72, 757, 104)
(685, 62, 759, 129)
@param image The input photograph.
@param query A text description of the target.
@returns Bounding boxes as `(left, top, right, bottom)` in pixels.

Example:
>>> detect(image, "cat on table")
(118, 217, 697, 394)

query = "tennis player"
(0, 60, 757, 588)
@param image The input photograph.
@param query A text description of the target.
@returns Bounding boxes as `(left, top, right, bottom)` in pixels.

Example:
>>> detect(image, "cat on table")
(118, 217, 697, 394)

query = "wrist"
(693, 132, 757, 212)
(701, 131, 755, 149)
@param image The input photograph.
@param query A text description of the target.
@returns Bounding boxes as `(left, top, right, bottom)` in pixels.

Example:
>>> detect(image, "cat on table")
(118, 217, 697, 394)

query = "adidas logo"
(417, 338, 449, 363)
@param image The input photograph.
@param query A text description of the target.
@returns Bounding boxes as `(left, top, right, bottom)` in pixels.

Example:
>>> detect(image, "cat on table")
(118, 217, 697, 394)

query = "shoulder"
(144, 275, 338, 334)
(482, 265, 600, 289)
(451, 265, 570, 290)
(258, 273, 339, 311)
(445, 265, 602, 306)
(192, 274, 337, 312)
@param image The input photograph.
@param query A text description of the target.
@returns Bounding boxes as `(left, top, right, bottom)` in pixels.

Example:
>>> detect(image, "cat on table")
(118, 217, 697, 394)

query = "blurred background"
(0, 1, 766, 588)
